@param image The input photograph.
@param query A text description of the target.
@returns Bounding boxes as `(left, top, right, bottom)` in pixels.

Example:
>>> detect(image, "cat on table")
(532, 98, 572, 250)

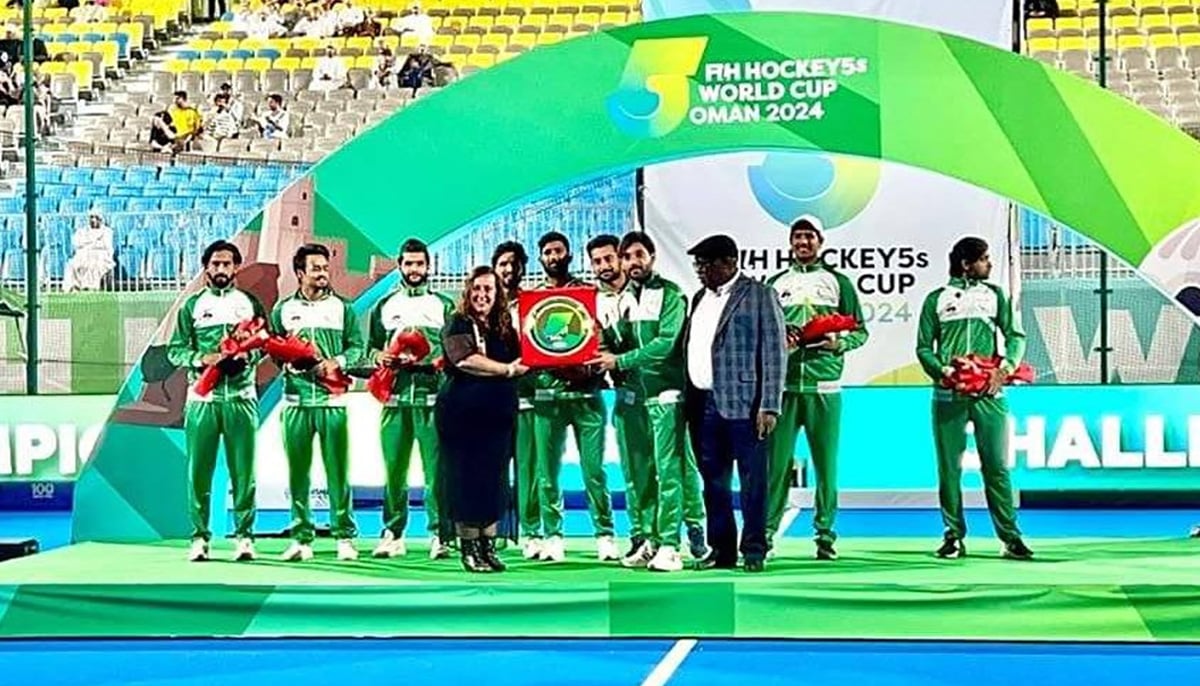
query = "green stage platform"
(0, 538, 1197, 641)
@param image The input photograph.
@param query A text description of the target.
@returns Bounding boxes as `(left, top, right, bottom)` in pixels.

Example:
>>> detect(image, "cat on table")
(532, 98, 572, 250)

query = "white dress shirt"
(687, 273, 737, 391)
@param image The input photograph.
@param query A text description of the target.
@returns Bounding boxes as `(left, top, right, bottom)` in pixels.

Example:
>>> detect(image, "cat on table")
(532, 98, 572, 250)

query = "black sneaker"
(743, 558, 765, 573)
(625, 536, 645, 559)
(815, 540, 837, 561)
(935, 537, 965, 559)
(1002, 539, 1034, 561)
(687, 525, 710, 560)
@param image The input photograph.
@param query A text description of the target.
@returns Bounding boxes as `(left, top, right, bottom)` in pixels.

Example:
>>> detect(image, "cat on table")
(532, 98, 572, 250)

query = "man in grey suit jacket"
(683, 235, 787, 572)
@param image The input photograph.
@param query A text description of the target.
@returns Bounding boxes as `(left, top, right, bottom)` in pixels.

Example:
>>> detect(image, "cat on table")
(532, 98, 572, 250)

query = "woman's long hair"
(456, 265, 516, 345)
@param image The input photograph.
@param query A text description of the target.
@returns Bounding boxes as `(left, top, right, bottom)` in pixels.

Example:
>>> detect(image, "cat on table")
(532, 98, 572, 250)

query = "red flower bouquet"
(193, 317, 269, 397)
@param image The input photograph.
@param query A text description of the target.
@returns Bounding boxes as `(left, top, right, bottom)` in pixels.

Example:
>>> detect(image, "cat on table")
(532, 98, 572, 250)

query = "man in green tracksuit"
(588, 234, 653, 561)
(766, 217, 868, 561)
(367, 238, 454, 560)
(271, 243, 366, 563)
(168, 240, 266, 563)
(592, 231, 706, 573)
(528, 231, 617, 563)
(916, 236, 1033, 561)
(493, 241, 542, 559)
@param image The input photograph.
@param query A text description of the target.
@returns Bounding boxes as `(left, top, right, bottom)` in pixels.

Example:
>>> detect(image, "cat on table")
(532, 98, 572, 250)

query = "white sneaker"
(188, 538, 209, 562)
(234, 538, 256, 562)
(337, 539, 359, 561)
(596, 535, 620, 562)
(522, 538, 544, 560)
(429, 535, 451, 560)
(372, 531, 407, 558)
(281, 541, 314, 562)
(621, 541, 656, 568)
(541, 535, 566, 563)
(647, 545, 683, 572)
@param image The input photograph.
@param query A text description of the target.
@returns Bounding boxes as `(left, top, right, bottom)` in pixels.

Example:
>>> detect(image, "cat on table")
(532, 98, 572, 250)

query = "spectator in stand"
(149, 109, 176, 153)
(0, 26, 47, 64)
(168, 90, 203, 150)
(334, 1, 365, 35)
(291, 5, 336, 38)
(310, 45, 348, 91)
(0, 53, 19, 106)
(345, 8, 381, 37)
(196, 92, 239, 151)
(252, 93, 290, 139)
(63, 211, 115, 293)
(398, 44, 437, 94)
(76, 0, 107, 23)
(374, 47, 398, 88)
(395, 2, 434, 45)
(218, 82, 245, 125)
(238, 8, 287, 39)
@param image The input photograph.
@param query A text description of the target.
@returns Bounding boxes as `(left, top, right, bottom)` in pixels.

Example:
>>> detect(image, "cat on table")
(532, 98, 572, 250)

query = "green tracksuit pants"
(282, 406, 357, 543)
(620, 397, 704, 548)
(614, 400, 648, 541)
(516, 406, 541, 539)
(185, 398, 257, 541)
(767, 391, 841, 545)
(533, 396, 615, 538)
(380, 404, 440, 538)
(933, 395, 1021, 544)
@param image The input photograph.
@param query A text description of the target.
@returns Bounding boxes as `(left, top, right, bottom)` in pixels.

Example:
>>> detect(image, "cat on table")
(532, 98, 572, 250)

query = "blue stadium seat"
(231, 49, 253, 59)
(109, 33, 130, 59)
(194, 197, 225, 212)
(123, 167, 157, 186)
(158, 167, 191, 184)
(127, 197, 160, 212)
(60, 168, 92, 186)
(177, 50, 200, 60)
(0, 197, 22, 214)
(118, 241, 147, 281)
(202, 50, 226, 60)
(108, 185, 142, 197)
(43, 239, 68, 280)
(223, 166, 255, 180)
(39, 183, 73, 199)
(160, 197, 191, 211)
(256, 48, 280, 60)
(208, 179, 241, 194)
(242, 179, 279, 194)
(226, 196, 261, 212)
(58, 33, 78, 43)
(92, 168, 125, 186)
(190, 166, 223, 179)
(82, 32, 105, 43)
(35, 166, 61, 183)
(75, 184, 107, 198)
(92, 197, 126, 214)
(57, 197, 92, 214)
(148, 245, 180, 280)
(143, 182, 174, 196)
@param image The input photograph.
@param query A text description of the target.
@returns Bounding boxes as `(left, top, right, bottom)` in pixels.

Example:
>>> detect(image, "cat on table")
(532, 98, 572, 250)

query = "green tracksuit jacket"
(270, 289, 366, 407)
(916, 276, 1026, 392)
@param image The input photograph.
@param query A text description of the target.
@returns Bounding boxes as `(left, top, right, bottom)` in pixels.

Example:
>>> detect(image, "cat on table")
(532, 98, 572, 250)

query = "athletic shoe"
(372, 531, 406, 559)
(336, 539, 359, 561)
(621, 541, 656, 568)
(429, 535, 451, 560)
(744, 558, 765, 573)
(281, 542, 314, 562)
(1001, 539, 1034, 561)
(596, 535, 621, 562)
(935, 537, 965, 559)
(647, 545, 683, 572)
(624, 536, 645, 559)
(234, 538, 256, 562)
(521, 538, 543, 560)
(815, 540, 838, 561)
(188, 538, 209, 562)
(686, 525, 710, 560)
(541, 535, 566, 563)
(765, 544, 778, 561)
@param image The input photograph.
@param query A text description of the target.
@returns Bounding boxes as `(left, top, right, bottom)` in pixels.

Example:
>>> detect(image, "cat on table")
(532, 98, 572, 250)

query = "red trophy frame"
(517, 286, 600, 368)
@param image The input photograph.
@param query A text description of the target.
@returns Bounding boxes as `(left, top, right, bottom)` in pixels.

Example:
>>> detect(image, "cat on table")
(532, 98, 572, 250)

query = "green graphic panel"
(74, 11, 1200, 544)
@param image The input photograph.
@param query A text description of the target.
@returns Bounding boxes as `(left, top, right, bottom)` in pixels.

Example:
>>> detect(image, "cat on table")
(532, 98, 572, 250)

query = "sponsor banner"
(648, 152, 1010, 385)
(0, 395, 112, 482)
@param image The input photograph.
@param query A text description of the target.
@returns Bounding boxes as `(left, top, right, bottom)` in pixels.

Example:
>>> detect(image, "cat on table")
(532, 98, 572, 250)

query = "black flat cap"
(688, 234, 739, 260)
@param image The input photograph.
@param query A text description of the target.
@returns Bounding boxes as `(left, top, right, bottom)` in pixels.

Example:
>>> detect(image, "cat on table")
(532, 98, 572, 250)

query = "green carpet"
(0, 538, 1196, 641)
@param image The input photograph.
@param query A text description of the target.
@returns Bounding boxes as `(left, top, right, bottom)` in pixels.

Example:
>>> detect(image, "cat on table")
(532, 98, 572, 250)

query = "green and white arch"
(73, 10, 1200, 543)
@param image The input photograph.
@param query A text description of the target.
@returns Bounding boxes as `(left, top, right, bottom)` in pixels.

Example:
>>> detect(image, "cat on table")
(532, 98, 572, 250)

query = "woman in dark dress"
(436, 266, 529, 573)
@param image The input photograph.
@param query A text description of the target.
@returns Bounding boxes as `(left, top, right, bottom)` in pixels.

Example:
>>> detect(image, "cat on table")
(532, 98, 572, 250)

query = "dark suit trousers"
(695, 391, 768, 563)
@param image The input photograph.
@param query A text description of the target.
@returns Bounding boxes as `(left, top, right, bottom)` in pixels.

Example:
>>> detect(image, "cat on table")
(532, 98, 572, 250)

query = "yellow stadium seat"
(266, 38, 290, 52)
(521, 13, 547, 30)
(39, 61, 67, 75)
(67, 60, 93, 88)
(1151, 32, 1180, 48)
(353, 55, 375, 69)
(188, 38, 213, 51)
(93, 22, 118, 34)
(40, 24, 66, 36)
(379, 35, 399, 50)
(1142, 14, 1170, 30)
(294, 37, 321, 52)
(273, 56, 301, 70)
(213, 38, 239, 52)
(466, 52, 494, 69)
(536, 32, 562, 45)
(163, 58, 190, 73)
(346, 36, 373, 52)
(455, 33, 481, 49)
(210, 21, 235, 33)
(217, 57, 244, 71)
(1140, 0, 1165, 7)
(1181, 32, 1200, 47)
(1028, 37, 1057, 52)
(530, 2, 554, 15)
(443, 16, 468, 32)
(66, 22, 91, 34)
(432, 34, 454, 49)
(1117, 34, 1148, 50)
(600, 11, 626, 25)
(576, 11, 601, 26)
(480, 33, 507, 51)
(1027, 18, 1053, 33)
(44, 7, 68, 20)
(325, 37, 347, 49)
(1171, 13, 1199, 28)
(1107, 0, 1133, 7)
(495, 14, 520, 31)
(510, 32, 536, 49)
(399, 33, 422, 49)
(240, 38, 267, 52)
(496, 50, 519, 63)
(47, 43, 68, 58)
(1111, 15, 1138, 30)
(1165, 0, 1194, 10)
(468, 15, 493, 31)
(548, 12, 573, 27)
(244, 57, 272, 72)
(628, 9, 640, 22)
(300, 56, 317, 69)
(191, 58, 219, 72)
(97, 41, 120, 70)
(1058, 35, 1086, 51)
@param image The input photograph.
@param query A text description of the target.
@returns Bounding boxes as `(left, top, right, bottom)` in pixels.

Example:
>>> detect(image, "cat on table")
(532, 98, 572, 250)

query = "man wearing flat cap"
(683, 234, 787, 572)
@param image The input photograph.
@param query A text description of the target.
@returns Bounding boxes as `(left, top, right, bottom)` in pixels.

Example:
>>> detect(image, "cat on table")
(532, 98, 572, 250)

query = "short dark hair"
(268, 93, 283, 106)
(537, 231, 569, 252)
(173, 90, 187, 100)
(293, 243, 331, 274)
(399, 238, 428, 261)
(491, 240, 528, 268)
(949, 237, 989, 278)
(202, 240, 242, 267)
(619, 231, 656, 256)
(586, 234, 620, 257)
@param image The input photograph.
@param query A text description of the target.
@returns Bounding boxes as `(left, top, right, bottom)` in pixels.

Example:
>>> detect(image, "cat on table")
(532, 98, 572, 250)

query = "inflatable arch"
(73, 11, 1200, 543)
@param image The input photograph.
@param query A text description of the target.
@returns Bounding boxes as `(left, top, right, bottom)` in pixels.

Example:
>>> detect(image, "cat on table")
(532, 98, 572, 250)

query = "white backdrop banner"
(643, 0, 1014, 384)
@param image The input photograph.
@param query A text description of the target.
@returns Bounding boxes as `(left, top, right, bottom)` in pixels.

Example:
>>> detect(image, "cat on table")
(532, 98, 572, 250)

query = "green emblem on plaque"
(526, 296, 592, 356)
